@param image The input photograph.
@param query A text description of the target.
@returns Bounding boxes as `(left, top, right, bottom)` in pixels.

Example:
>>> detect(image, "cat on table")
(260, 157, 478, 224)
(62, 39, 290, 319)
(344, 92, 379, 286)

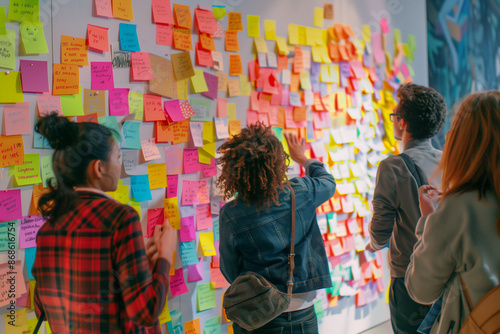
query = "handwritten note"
(131, 174, 153, 201)
(112, 0, 134, 21)
(228, 12, 243, 31)
(148, 163, 167, 189)
(109, 88, 130, 115)
(91, 62, 114, 90)
(131, 52, 153, 80)
(0, 30, 15, 70)
(4, 102, 31, 136)
(171, 51, 195, 80)
(20, 22, 48, 54)
(0, 135, 24, 167)
(141, 138, 161, 161)
(170, 268, 189, 297)
(196, 204, 212, 230)
(195, 8, 217, 34)
(53, 64, 79, 95)
(146, 208, 164, 237)
(166, 174, 178, 198)
(122, 121, 141, 149)
(199, 32, 215, 51)
(173, 3, 192, 29)
(0, 190, 22, 223)
(180, 216, 195, 242)
(14, 153, 42, 186)
(225, 30, 239, 52)
(183, 148, 200, 174)
(87, 24, 109, 52)
(196, 42, 213, 67)
(173, 26, 193, 51)
(119, 23, 140, 51)
(19, 215, 44, 249)
(61, 35, 89, 66)
(197, 282, 216, 311)
(8, 0, 39, 22)
(95, 0, 113, 18)
(156, 23, 173, 46)
(152, 0, 174, 24)
(229, 54, 243, 76)
(163, 197, 181, 229)
(143, 94, 165, 121)
(164, 146, 183, 174)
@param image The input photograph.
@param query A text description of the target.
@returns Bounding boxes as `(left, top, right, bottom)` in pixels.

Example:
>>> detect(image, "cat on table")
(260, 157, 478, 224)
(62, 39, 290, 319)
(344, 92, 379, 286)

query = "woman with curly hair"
(218, 123, 336, 334)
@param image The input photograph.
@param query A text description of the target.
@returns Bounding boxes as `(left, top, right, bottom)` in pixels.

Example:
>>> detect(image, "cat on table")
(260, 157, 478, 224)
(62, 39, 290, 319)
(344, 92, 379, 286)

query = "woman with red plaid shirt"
(32, 114, 176, 333)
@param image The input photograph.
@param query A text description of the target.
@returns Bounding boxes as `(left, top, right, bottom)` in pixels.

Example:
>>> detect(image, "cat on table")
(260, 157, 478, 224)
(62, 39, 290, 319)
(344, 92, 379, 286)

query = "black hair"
(396, 83, 447, 139)
(35, 113, 116, 222)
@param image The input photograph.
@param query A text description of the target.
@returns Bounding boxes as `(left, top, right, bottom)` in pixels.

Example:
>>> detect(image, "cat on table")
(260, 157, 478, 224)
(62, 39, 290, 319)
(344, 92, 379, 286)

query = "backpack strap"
(285, 183, 296, 296)
(399, 153, 424, 188)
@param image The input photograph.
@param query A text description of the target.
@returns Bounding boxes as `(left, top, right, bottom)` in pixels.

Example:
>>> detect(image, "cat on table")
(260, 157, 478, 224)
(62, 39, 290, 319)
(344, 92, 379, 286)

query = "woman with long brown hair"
(405, 91, 500, 333)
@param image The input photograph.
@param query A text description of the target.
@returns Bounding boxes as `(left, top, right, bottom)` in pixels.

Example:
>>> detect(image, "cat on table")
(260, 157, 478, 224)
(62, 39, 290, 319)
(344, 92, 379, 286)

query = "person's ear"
(400, 118, 408, 131)
(92, 159, 103, 180)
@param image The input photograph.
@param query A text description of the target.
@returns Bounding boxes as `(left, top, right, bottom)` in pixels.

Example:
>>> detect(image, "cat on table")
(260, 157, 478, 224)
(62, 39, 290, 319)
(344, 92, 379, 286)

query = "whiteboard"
(0, 0, 427, 333)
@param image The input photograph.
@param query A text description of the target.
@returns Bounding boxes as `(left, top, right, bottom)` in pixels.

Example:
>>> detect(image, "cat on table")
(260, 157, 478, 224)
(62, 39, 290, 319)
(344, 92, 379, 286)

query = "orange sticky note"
(0, 135, 25, 167)
(61, 35, 89, 66)
(143, 94, 165, 122)
(131, 52, 153, 81)
(173, 4, 192, 29)
(228, 12, 243, 31)
(216, 72, 227, 91)
(225, 30, 239, 52)
(87, 24, 109, 52)
(173, 27, 193, 51)
(210, 267, 229, 288)
(228, 120, 241, 137)
(171, 51, 195, 80)
(184, 318, 201, 334)
(52, 64, 80, 95)
(227, 78, 241, 97)
(156, 121, 174, 143)
(112, 0, 134, 21)
(228, 54, 243, 76)
(199, 32, 215, 51)
(172, 119, 189, 144)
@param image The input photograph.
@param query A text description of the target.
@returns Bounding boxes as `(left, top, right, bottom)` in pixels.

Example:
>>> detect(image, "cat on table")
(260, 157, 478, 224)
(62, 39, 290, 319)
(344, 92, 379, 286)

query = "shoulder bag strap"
(285, 183, 296, 295)
(399, 153, 424, 188)
(459, 274, 473, 310)
(33, 311, 45, 334)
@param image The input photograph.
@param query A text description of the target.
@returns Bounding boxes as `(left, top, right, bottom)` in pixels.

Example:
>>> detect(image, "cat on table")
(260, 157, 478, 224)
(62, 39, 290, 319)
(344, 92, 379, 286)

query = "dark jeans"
(389, 277, 431, 334)
(233, 305, 318, 334)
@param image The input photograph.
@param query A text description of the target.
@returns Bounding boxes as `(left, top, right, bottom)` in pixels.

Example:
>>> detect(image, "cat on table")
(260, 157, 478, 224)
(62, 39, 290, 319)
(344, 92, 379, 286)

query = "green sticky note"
(313, 300, 324, 321)
(212, 5, 226, 19)
(0, 70, 24, 103)
(203, 316, 221, 334)
(272, 126, 283, 141)
(14, 153, 43, 186)
(0, 221, 16, 251)
(60, 86, 84, 116)
(0, 7, 7, 35)
(40, 155, 54, 187)
(197, 282, 216, 311)
(190, 69, 209, 93)
(326, 212, 337, 233)
(407, 64, 415, 77)
(122, 121, 141, 149)
(128, 91, 144, 121)
(98, 116, 122, 143)
(189, 98, 211, 121)
(0, 30, 16, 69)
(408, 34, 417, 52)
(394, 28, 401, 45)
(8, 0, 39, 22)
(20, 21, 49, 53)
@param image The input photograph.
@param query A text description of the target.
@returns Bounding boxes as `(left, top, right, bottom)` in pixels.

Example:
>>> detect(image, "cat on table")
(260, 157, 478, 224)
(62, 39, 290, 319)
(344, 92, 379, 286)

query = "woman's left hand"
(418, 185, 442, 217)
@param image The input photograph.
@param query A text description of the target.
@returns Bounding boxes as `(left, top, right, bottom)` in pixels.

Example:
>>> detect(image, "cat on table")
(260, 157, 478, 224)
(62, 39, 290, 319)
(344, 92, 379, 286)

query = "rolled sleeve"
(298, 159, 337, 207)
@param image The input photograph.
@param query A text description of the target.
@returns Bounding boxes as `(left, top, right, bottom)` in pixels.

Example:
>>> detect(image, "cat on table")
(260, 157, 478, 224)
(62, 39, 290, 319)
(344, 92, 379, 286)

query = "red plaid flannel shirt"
(33, 191, 169, 333)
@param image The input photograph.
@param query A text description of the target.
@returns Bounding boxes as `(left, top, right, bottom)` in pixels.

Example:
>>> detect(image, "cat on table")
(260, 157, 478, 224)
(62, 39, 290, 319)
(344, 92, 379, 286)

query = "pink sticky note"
(217, 98, 227, 117)
(147, 208, 164, 237)
(20, 60, 49, 93)
(201, 72, 218, 100)
(91, 62, 114, 90)
(201, 159, 216, 178)
(281, 89, 290, 106)
(380, 18, 390, 34)
(195, 8, 217, 35)
(183, 148, 201, 174)
(141, 138, 162, 161)
(213, 21, 224, 39)
(371, 32, 385, 63)
(166, 175, 178, 198)
(157, 23, 173, 46)
(4, 102, 31, 136)
(346, 217, 360, 234)
(248, 60, 257, 82)
(164, 146, 183, 174)
(188, 258, 204, 282)
(180, 216, 196, 242)
(37, 93, 63, 116)
(179, 101, 195, 119)
(131, 52, 153, 81)
(0, 189, 22, 222)
(181, 180, 199, 206)
(152, 0, 174, 24)
(401, 62, 410, 78)
(164, 100, 185, 122)
(109, 88, 130, 115)
(189, 122, 204, 147)
(94, 0, 113, 18)
(247, 110, 259, 126)
(15, 282, 30, 307)
(313, 111, 330, 129)
(268, 106, 279, 126)
(19, 215, 45, 249)
(170, 268, 189, 297)
(196, 203, 212, 230)
(198, 179, 210, 204)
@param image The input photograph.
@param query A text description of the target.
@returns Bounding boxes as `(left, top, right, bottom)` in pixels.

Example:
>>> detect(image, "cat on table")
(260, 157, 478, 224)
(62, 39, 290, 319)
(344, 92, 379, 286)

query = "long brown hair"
(438, 91, 500, 236)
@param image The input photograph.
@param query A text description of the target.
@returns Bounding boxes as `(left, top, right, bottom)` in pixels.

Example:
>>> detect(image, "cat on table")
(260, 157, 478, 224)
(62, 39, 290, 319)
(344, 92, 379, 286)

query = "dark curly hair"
(396, 83, 447, 139)
(216, 122, 289, 209)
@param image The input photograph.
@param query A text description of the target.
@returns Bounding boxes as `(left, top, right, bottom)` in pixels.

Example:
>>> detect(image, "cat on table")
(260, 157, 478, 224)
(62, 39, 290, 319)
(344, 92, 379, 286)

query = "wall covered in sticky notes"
(0, 0, 427, 333)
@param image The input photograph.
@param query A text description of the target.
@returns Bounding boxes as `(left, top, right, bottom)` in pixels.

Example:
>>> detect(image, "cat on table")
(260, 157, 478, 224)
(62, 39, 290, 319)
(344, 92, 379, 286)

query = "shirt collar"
(404, 138, 433, 151)
(74, 187, 115, 200)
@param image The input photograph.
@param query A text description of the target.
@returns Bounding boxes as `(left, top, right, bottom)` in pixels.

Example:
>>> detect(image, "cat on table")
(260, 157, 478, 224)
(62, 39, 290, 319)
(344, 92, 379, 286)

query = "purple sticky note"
(289, 92, 302, 107)
(166, 175, 178, 198)
(201, 72, 218, 100)
(91, 62, 114, 90)
(0, 189, 22, 223)
(180, 216, 196, 242)
(20, 60, 49, 93)
(19, 215, 45, 249)
(281, 88, 289, 106)
(188, 258, 204, 282)
(109, 88, 130, 115)
(164, 100, 185, 122)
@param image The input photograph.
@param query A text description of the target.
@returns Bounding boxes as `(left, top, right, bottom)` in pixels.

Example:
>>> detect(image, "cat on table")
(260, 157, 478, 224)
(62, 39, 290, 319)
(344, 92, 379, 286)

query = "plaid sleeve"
(34, 282, 44, 319)
(112, 205, 169, 327)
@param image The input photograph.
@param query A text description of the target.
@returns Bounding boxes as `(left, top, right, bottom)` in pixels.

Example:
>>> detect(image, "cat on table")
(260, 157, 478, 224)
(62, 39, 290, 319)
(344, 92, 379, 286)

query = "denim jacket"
(219, 160, 336, 294)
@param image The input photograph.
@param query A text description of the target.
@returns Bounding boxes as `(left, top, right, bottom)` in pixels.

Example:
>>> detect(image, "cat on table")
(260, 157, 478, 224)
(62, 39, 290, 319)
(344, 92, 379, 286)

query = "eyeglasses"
(389, 113, 401, 122)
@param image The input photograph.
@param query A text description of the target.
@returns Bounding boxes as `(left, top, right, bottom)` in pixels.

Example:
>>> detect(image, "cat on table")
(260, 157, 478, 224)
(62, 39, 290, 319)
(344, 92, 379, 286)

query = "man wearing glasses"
(367, 84, 447, 334)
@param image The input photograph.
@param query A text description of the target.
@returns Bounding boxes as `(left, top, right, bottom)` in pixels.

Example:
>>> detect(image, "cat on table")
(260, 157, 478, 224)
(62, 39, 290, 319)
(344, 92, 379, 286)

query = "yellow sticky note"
(0, 7, 6, 36)
(14, 153, 42, 186)
(60, 86, 84, 116)
(199, 141, 216, 165)
(239, 75, 251, 96)
(113, 185, 130, 204)
(288, 24, 298, 45)
(164, 197, 181, 229)
(226, 103, 236, 120)
(128, 200, 142, 219)
(311, 46, 322, 63)
(319, 45, 331, 63)
(314, 7, 324, 27)
(275, 36, 289, 55)
(4, 308, 28, 333)
(199, 232, 216, 256)
(298, 26, 307, 45)
(177, 78, 189, 100)
(29, 280, 36, 310)
(216, 71, 227, 92)
(264, 20, 276, 40)
(314, 28, 325, 46)
(190, 69, 209, 93)
(362, 25, 371, 42)
(26, 317, 38, 333)
(253, 36, 268, 53)
(128, 91, 143, 120)
(148, 163, 167, 189)
(300, 72, 312, 90)
(8, 0, 39, 22)
(212, 6, 226, 19)
(247, 15, 260, 37)
(227, 78, 240, 97)
(306, 27, 316, 46)
(0, 30, 16, 70)
(0, 71, 23, 103)
(112, 0, 134, 21)
(20, 21, 49, 54)
(202, 121, 216, 143)
(159, 300, 172, 324)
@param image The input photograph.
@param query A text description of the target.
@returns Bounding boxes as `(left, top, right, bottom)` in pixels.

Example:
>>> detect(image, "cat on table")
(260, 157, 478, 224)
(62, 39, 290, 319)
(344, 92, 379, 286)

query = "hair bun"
(35, 113, 77, 150)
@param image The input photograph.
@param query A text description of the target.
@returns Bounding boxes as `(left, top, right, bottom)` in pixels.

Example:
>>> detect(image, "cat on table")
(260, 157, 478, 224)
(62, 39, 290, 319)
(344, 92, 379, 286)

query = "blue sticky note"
(212, 219, 219, 241)
(131, 175, 153, 201)
(289, 92, 302, 107)
(119, 23, 140, 52)
(33, 131, 52, 149)
(98, 116, 122, 143)
(122, 121, 141, 149)
(167, 310, 183, 334)
(179, 241, 199, 266)
(25, 247, 37, 279)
